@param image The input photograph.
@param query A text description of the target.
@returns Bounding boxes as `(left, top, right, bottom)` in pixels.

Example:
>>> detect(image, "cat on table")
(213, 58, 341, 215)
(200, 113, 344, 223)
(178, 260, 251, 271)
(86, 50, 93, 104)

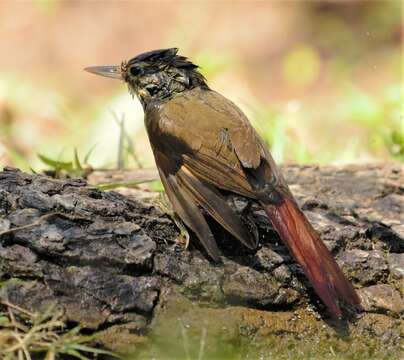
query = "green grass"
(0, 300, 119, 360)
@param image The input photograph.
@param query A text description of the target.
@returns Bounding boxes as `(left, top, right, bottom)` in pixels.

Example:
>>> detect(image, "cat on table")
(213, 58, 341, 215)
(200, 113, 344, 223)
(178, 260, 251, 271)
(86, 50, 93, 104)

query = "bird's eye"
(130, 66, 142, 76)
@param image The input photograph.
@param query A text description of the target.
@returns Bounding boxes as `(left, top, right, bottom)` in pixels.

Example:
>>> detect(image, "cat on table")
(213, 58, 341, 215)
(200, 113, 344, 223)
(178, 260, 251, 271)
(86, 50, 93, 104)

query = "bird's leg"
(172, 214, 190, 249)
(155, 193, 190, 249)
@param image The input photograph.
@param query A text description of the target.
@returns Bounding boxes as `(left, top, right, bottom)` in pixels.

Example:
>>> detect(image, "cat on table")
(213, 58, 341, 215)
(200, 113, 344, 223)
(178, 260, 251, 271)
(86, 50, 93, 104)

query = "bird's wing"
(154, 149, 256, 261)
(155, 152, 222, 261)
(175, 165, 256, 249)
(151, 88, 291, 198)
(146, 89, 265, 254)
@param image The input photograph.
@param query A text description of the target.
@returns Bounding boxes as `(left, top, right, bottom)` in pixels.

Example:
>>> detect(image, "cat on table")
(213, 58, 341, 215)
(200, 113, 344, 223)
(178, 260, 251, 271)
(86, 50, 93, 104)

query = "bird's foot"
(174, 219, 190, 249)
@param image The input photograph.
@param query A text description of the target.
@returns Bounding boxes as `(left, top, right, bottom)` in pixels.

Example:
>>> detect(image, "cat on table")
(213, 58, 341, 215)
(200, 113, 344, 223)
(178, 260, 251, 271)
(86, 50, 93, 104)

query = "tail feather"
(264, 197, 362, 318)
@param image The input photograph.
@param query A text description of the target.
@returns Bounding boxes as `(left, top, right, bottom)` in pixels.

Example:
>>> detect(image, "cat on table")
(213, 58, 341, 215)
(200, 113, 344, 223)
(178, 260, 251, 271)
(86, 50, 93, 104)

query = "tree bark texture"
(0, 165, 402, 357)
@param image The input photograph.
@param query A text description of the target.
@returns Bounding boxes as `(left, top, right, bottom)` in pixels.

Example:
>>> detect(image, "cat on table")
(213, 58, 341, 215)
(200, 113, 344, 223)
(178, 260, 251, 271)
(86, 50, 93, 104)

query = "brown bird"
(85, 48, 361, 318)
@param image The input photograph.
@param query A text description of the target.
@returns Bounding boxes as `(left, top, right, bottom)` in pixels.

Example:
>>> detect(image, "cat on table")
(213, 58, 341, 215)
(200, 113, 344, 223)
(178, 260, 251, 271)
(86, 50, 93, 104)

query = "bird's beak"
(84, 65, 122, 80)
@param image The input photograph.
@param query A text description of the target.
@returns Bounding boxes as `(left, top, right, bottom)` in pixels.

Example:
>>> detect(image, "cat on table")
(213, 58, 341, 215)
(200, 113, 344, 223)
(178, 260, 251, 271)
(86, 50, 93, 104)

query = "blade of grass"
(73, 148, 83, 171)
(96, 178, 156, 191)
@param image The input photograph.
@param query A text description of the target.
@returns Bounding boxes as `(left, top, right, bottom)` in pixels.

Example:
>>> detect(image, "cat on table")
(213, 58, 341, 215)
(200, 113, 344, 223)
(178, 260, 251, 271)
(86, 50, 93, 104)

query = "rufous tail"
(264, 197, 362, 318)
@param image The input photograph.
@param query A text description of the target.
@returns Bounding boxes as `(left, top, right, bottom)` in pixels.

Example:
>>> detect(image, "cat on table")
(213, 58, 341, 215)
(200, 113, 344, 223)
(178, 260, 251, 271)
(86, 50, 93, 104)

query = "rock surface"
(0, 164, 403, 358)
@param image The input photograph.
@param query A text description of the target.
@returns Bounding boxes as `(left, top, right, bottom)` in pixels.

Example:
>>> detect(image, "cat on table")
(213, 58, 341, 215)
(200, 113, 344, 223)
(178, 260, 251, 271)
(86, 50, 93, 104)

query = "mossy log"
(0, 165, 402, 358)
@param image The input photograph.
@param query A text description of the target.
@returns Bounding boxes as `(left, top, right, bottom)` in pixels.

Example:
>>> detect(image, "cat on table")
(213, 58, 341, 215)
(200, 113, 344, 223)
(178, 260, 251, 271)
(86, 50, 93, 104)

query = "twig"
(0, 213, 59, 238)
(1, 299, 36, 318)
(6, 307, 32, 360)
(0, 212, 90, 239)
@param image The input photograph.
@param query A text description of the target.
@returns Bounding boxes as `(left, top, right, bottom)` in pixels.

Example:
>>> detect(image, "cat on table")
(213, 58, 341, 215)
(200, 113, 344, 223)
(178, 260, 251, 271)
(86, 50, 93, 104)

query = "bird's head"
(85, 48, 208, 107)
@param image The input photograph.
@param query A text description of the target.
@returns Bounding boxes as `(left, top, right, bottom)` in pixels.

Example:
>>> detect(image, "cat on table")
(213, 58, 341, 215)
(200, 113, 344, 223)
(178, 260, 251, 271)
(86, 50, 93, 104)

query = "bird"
(85, 48, 362, 318)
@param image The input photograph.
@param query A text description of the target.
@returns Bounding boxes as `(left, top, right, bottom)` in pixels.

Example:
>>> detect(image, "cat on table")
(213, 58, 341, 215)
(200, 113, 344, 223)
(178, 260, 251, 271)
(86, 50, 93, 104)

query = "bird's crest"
(128, 48, 199, 71)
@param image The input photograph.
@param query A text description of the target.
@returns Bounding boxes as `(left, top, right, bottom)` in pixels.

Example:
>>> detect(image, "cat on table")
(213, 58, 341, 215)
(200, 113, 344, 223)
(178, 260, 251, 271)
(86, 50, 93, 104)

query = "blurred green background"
(0, 0, 402, 172)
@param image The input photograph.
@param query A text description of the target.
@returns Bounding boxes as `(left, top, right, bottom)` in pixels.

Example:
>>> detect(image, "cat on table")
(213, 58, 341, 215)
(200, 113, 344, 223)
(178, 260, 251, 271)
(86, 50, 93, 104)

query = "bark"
(0, 165, 402, 358)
